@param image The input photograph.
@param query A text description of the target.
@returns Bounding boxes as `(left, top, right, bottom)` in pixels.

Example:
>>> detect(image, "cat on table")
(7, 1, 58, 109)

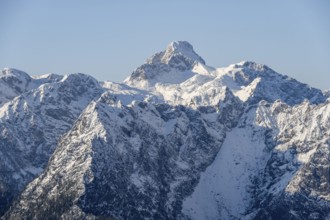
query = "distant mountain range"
(1, 41, 329, 220)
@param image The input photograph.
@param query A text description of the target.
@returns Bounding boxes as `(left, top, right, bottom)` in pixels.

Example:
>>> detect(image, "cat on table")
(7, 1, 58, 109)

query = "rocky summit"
(1, 41, 329, 220)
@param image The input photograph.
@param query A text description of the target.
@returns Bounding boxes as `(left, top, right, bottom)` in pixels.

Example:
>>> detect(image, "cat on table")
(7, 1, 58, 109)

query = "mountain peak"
(168, 40, 193, 49)
(146, 41, 205, 66)
(165, 41, 195, 57)
(125, 41, 206, 89)
(162, 41, 205, 65)
(1, 68, 31, 81)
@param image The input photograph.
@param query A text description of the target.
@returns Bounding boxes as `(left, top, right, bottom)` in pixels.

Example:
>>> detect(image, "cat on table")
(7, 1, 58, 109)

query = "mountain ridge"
(1, 41, 329, 219)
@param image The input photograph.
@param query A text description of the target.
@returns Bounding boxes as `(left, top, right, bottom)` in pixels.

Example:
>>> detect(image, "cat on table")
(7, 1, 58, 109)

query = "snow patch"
(182, 126, 269, 219)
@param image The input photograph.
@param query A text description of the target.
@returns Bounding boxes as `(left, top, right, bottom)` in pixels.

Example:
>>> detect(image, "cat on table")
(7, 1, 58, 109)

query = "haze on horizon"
(0, 0, 329, 90)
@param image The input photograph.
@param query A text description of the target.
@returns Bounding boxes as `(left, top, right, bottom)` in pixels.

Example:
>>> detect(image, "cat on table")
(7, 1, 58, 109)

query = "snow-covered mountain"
(125, 41, 325, 107)
(1, 41, 330, 220)
(183, 99, 330, 220)
(0, 73, 104, 214)
(0, 68, 63, 107)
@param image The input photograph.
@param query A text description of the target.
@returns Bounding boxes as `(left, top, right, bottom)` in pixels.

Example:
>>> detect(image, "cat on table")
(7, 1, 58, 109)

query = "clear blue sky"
(0, 0, 329, 89)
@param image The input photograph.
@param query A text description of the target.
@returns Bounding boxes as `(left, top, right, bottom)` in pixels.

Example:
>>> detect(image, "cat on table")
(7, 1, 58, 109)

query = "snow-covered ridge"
(1, 41, 330, 219)
(123, 41, 325, 106)
(125, 48, 325, 106)
(0, 68, 65, 107)
(1, 68, 31, 79)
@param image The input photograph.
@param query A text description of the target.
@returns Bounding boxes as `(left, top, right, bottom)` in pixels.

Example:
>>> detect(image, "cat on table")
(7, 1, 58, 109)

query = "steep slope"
(183, 99, 330, 220)
(182, 106, 271, 220)
(324, 90, 330, 100)
(122, 41, 328, 219)
(1, 41, 330, 220)
(247, 100, 330, 220)
(124, 41, 205, 89)
(0, 73, 104, 214)
(5, 89, 243, 220)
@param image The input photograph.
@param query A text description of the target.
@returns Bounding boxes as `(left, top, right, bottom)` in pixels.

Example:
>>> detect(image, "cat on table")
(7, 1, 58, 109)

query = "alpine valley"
(1, 41, 329, 220)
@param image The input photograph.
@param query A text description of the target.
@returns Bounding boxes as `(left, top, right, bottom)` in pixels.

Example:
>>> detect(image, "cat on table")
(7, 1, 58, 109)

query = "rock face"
(182, 100, 330, 220)
(1, 42, 330, 220)
(0, 73, 104, 214)
(5, 91, 243, 220)
(247, 101, 330, 220)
